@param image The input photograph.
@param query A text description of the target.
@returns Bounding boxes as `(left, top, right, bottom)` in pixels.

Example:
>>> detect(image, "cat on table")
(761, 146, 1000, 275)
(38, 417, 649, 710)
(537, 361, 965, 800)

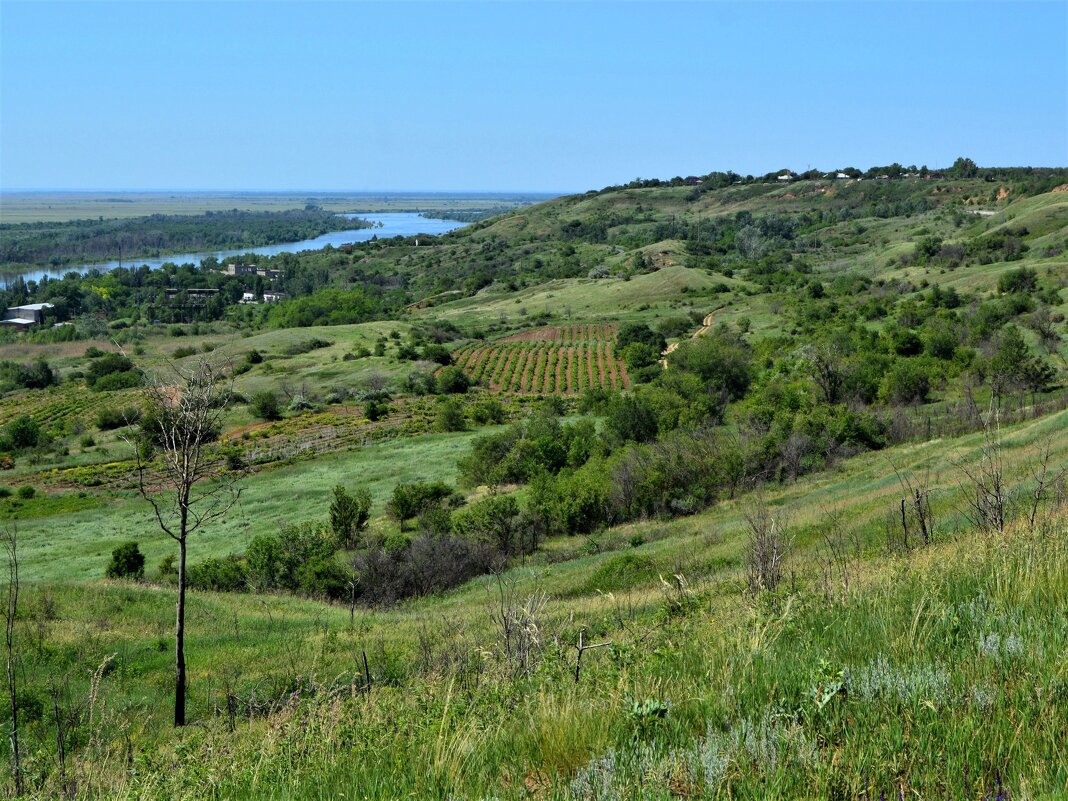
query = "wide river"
(2, 212, 468, 287)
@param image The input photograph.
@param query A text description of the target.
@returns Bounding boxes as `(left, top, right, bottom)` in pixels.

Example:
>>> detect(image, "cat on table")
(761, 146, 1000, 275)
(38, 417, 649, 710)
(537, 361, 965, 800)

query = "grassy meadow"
(6, 406, 1067, 799)
(0, 172, 1066, 798)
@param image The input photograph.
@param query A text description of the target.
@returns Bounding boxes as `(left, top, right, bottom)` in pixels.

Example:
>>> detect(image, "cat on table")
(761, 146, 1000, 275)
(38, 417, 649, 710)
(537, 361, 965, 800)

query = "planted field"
(451, 324, 630, 394)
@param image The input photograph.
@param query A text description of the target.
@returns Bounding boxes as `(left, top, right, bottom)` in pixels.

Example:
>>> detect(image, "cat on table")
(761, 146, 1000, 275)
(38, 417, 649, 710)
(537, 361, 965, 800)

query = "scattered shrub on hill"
(352, 535, 501, 607)
(95, 406, 142, 431)
(187, 555, 247, 592)
(245, 522, 338, 594)
(105, 541, 145, 580)
(92, 370, 143, 392)
(0, 359, 56, 391)
(85, 352, 136, 388)
(997, 267, 1039, 295)
(434, 397, 467, 432)
(364, 399, 389, 421)
(330, 485, 372, 549)
(880, 358, 934, 405)
(249, 390, 281, 421)
(470, 397, 505, 425)
(436, 366, 470, 394)
(5, 415, 41, 449)
(386, 481, 458, 530)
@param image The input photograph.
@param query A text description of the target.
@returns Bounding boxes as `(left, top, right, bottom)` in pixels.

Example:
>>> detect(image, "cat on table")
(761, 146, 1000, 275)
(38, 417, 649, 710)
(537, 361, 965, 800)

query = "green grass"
(10, 424, 504, 582)
(6, 409, 1066, 799)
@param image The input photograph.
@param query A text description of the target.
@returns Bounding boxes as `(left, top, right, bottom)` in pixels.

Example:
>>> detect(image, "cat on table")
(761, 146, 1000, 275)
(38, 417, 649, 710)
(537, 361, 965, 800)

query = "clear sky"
(1, 1, 1065, 192)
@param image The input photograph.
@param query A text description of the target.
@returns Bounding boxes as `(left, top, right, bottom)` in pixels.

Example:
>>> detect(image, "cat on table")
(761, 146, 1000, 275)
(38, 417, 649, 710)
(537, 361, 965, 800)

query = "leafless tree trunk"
(889, 461, 936, 547)
(1, 527, 22, 796)
(815, 507, 862, 600)
(127, 359, 244, 726)
(1027, 435, 1066, 530)
(744, 498, 792, 595)
(955, 407, 1010, 533)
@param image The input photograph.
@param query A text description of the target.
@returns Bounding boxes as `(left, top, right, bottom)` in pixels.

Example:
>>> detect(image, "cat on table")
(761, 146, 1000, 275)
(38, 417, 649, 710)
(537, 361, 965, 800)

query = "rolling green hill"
(0, 166, 1066, 799)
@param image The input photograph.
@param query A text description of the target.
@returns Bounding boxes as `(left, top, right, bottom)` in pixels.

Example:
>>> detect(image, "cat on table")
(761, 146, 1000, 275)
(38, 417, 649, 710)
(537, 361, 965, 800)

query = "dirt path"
(660, 311, 715, 368)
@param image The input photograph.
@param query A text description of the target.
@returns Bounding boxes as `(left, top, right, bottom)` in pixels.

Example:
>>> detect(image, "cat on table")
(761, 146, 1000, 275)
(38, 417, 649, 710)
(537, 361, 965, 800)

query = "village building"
(164, 288, 219, 306)
(0, 302, 54, 331)
(223, 263, 283, 280)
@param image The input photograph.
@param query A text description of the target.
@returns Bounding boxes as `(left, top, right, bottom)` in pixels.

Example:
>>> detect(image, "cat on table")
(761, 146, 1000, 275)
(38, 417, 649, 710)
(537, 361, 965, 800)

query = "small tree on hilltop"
(128, 359, 244, 726)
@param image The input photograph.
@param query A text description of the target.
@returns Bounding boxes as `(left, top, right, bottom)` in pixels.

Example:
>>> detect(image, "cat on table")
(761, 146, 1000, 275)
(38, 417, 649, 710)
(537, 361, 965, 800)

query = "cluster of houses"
(241, 290, 286, 304)
(222, 263, 283, 280)
(161, 287, 286, 305)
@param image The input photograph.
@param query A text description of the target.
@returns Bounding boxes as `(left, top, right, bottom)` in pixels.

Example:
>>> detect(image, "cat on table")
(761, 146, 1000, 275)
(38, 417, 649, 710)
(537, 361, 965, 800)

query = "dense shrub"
(469, 397, 505, 425)
(95, 406, 142, 431)
(5, 415, 41, 449)
(881, 358, 934, 404)
(249, 390, 281, 421)
(386, 481, 457, 529)
(245, 522, 337, 593)
(85, 352, 135, 388)
(92, 370, 142, 392)
(434, 397, 467, 432)
(105, 541, 145, 580)
(352, 535, 501, 607)
(0, 359, 56, 391)
(187, 555, 247, 592)
(436, 366, 471, 394)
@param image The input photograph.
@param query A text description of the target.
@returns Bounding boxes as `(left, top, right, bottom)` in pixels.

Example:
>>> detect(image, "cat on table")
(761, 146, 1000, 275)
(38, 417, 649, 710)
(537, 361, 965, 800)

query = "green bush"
(470, 398, 505, 425)
(436, 366, 470, 394)
(880, 358, 933, 404)
(105, 541, 145, 580)
(85, 352, 135, 388)
(434, 397, 467, 432)
(95, 406, 142, 431)
(187, 555, 247, 592)
(249, 390, 281, 421)
(330, 485, 372, 548)
(16, 485, 35, 500)
(6, 415, 40, 449)
(92, 370, 142, 392)
(386, 481, 456, 529)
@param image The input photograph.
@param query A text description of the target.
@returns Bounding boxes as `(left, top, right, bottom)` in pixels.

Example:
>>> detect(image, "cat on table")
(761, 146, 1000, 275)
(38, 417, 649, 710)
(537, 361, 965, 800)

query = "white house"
(0, 303, 54, 331)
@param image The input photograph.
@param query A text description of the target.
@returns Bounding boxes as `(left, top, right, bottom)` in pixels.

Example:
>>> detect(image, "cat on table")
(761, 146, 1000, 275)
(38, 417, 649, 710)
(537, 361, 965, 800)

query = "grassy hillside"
(0, 168, 1066, 799)
(6, 408, 1066, 798)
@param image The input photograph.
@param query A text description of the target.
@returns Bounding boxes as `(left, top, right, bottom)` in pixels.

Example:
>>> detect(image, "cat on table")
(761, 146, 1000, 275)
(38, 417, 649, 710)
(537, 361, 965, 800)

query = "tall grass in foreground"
(57, 517, 1063, 800)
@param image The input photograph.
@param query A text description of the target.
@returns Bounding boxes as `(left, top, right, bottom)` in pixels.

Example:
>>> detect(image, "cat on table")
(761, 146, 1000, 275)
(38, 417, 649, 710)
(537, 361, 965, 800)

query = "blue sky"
(1, 1, 1065, 192)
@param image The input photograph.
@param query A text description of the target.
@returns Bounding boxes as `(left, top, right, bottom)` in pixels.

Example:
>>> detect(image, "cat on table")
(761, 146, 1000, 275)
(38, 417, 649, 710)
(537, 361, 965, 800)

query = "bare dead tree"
(815, 507, 862, 600)
(126, 359, 244, 726)
(889, 460, 936, 547)
(1, 527, 22, 796)
(1027, 435, 1067, 530)
(954, 407, 1011, 534)
(490, 574, 548, 678)
(743, 498, 792, 595)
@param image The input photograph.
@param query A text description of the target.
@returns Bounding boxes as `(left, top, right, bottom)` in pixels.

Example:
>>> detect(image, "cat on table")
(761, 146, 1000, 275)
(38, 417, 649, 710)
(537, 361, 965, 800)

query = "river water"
(2, 212, 467, 287)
